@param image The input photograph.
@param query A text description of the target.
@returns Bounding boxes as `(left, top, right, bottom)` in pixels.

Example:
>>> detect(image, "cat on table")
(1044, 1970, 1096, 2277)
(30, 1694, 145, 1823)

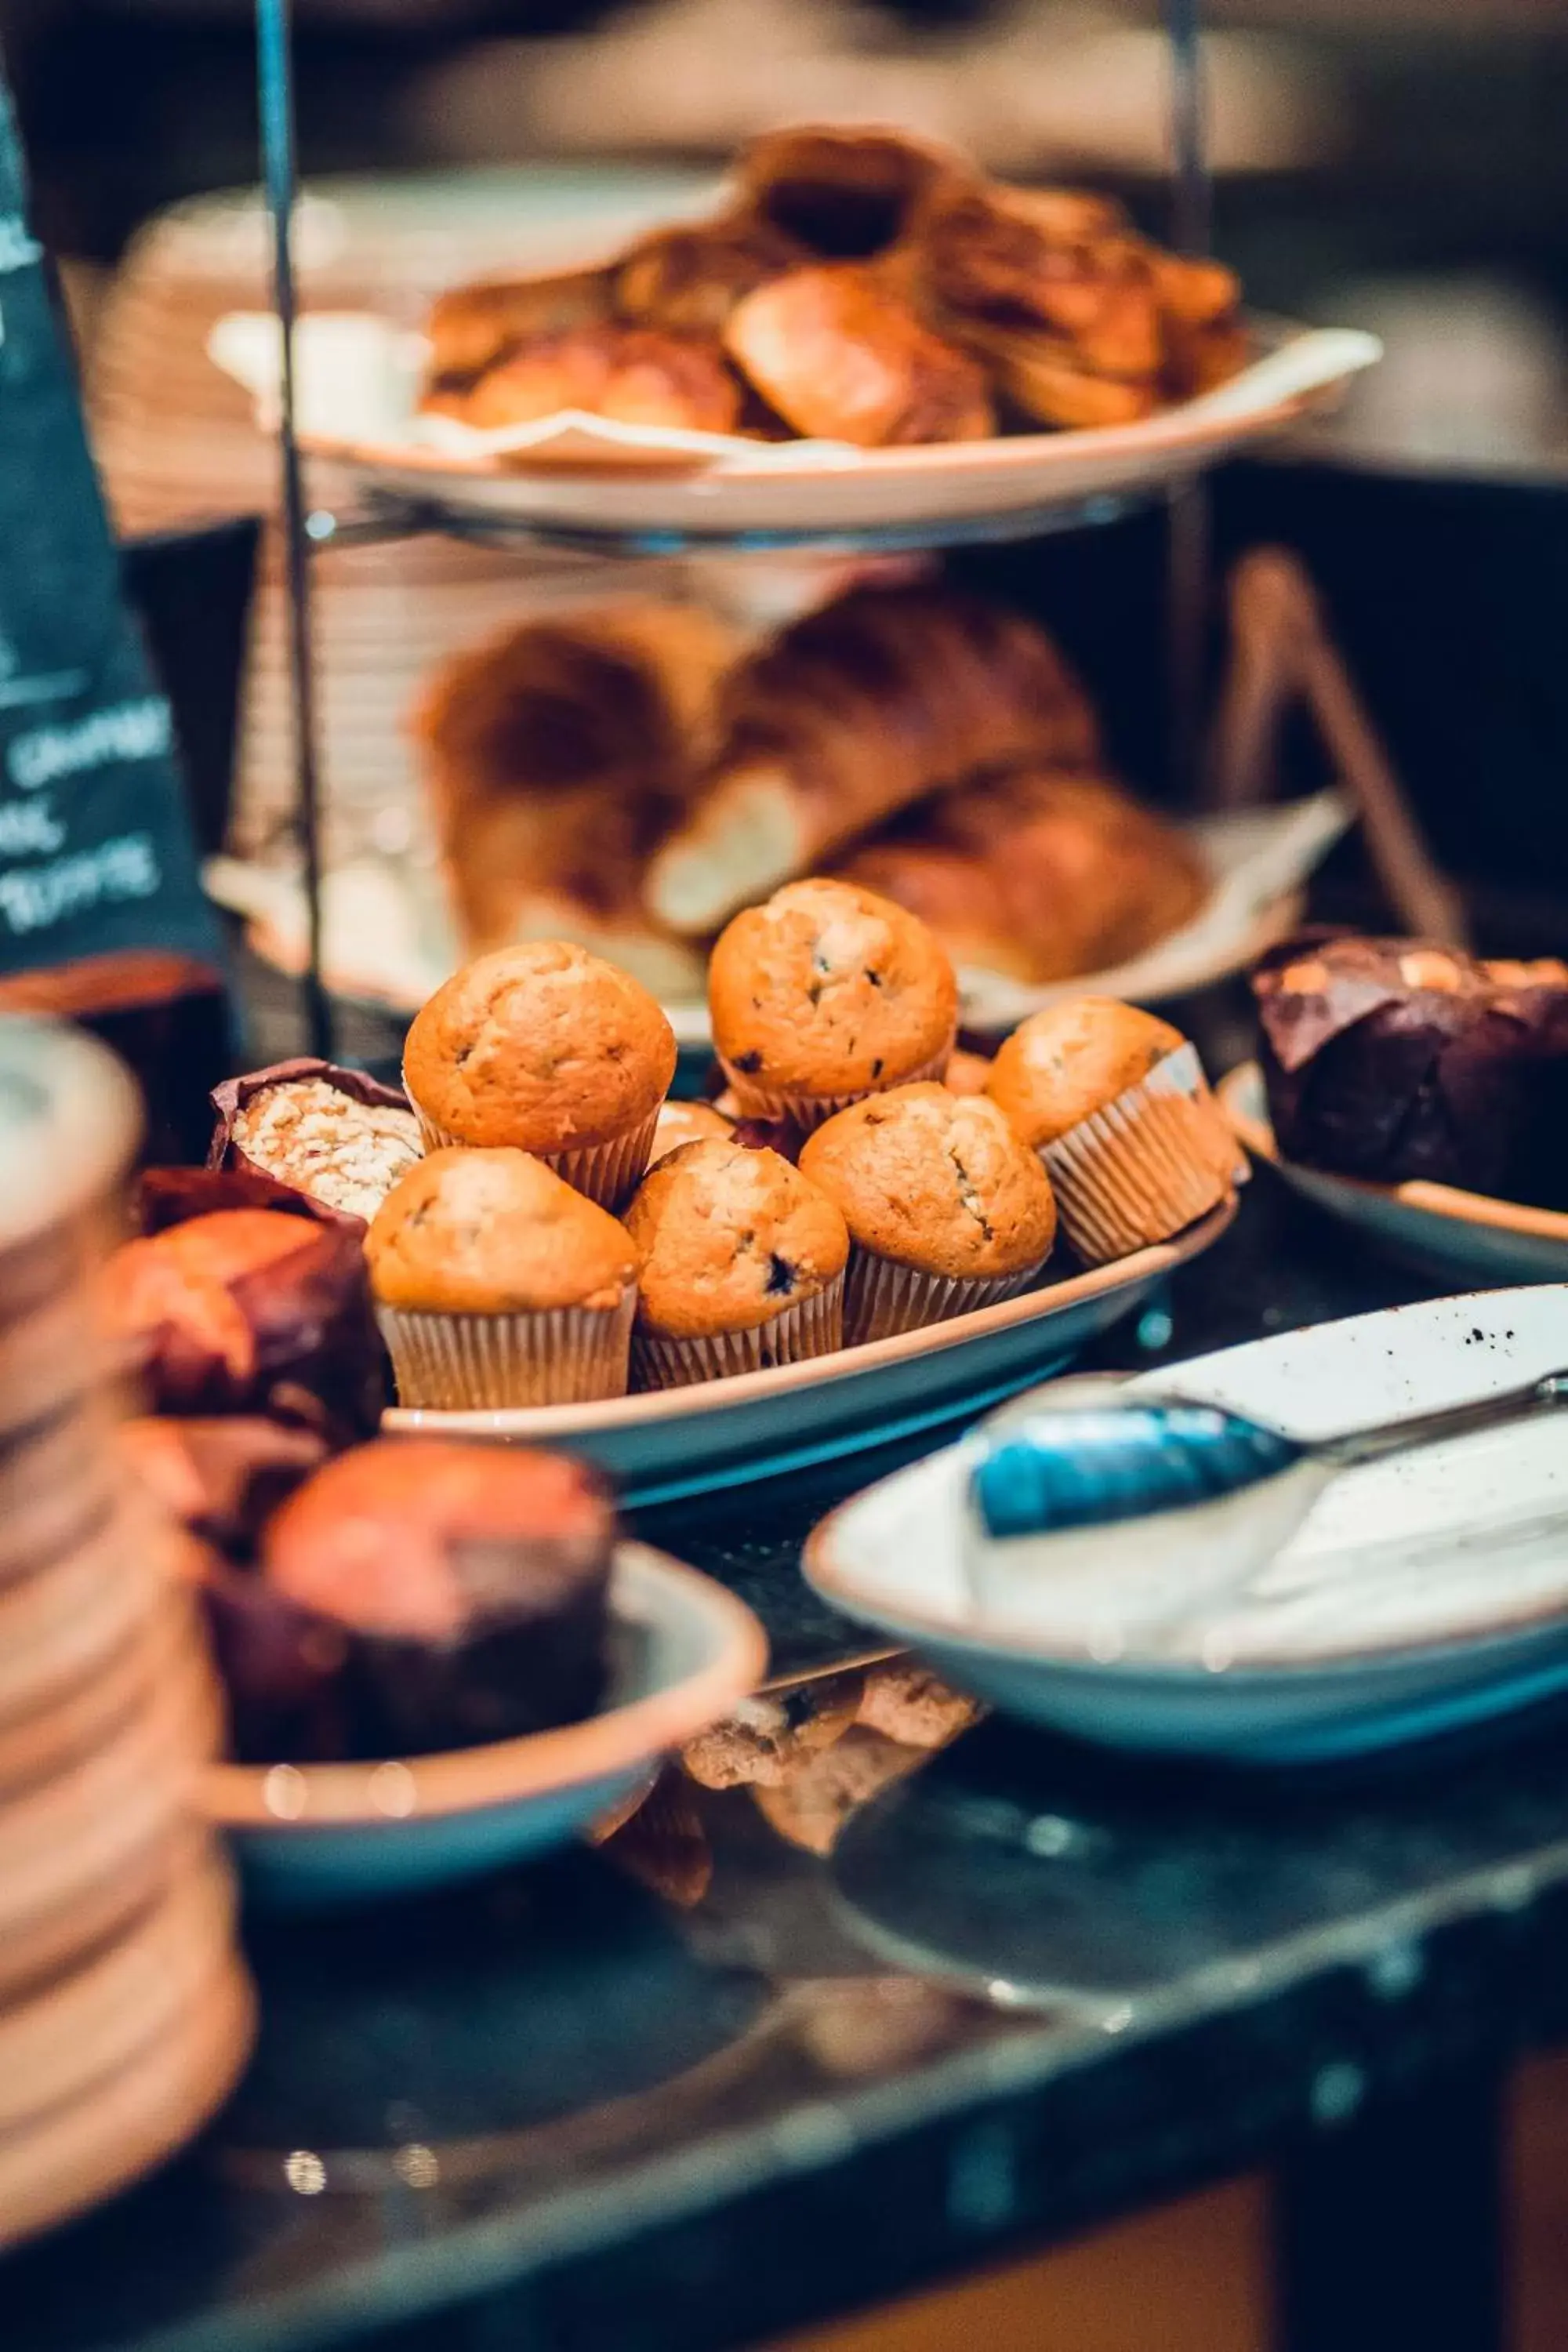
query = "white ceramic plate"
(804, 1284, 1568, 1763)
(1221, 1061, 1568, 1285)
(205, 791, 1348, 1044)
(205, 1544, 766, 1907)
(212, 312, 1379, 545)
(382, 1200, 1235, 1506)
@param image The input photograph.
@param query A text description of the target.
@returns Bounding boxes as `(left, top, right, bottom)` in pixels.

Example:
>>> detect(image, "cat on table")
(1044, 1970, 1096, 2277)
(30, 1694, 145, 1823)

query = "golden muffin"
(622, 1138, 848, 1387)
(708, 878, 957, 1130)
(403, 942, 677, 1208)
(943, 1047, 994, 1098)
(985, 999, 1187, 1150)
(367, 1148, 638, 1408)
(985, 998, 1236, 1264)
(799, 1083, 1055, 1342)
(649, 1097, 735, 1165)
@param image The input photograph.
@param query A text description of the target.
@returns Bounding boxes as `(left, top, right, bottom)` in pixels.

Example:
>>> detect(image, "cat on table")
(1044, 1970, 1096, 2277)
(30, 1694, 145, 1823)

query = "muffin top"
(800, 1083, 1055, 1277)
(708, 879, 956, 1098)
(986, 998, 1187, 1149)
(649, 1096, 735, 1165)
(367, 1148, 637, 1316)
(264, 1439, 614, 1642)
(404, 942, 677, 1152)
(944, 1047, 994, 1098)
(623, 1138, 848, 1338)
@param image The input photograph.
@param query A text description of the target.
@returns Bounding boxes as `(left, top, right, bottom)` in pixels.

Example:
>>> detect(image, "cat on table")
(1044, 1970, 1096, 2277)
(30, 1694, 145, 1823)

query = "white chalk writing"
(8, 696, 172, 792)
(0, 796, 63, 855)
(0, 833, 160, 934)
(0, 215, 41, 275)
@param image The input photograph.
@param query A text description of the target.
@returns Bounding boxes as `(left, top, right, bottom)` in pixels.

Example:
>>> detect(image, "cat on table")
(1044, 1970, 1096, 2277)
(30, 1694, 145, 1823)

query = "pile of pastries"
(113, 881, 1234, 1421)
(100, 884, 1240, 1769)
(416, 578, 1209, 991)
(422, 123, 1247, 447)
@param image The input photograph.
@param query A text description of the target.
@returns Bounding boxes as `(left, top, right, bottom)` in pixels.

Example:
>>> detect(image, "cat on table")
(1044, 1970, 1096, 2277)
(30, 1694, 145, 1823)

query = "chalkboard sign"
(0, 75, 220, 978)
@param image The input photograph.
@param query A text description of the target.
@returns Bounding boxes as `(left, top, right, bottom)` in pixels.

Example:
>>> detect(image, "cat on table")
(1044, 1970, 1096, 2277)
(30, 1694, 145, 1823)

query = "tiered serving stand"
(250, 0, 1243, 1061)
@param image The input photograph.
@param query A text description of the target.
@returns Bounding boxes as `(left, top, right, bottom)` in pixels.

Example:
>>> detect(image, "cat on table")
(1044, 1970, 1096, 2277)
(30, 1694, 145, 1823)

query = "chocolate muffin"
(262, 1439, 615, 1755)
(1253, 935, 1568, 1204)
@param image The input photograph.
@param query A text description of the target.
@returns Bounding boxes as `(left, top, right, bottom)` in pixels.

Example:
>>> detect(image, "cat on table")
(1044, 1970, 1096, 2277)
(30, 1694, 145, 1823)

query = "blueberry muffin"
(800, 1083, 1056, 1341)
(622, 1137, 848, 1387)
(708, 877, 956, 1129)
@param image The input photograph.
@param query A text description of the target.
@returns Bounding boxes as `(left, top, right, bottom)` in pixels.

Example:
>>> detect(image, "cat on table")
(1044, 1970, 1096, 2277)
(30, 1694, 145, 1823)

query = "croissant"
(453, 325, 742, 437)
(735, 123, 973, 262)
(615, 216, 804, 337)
(837, 768, 1209, 983)
(956, 321, 1160, 429)
(644, 586, 1098, 935)
(415, 603, 740, 975)
(920, 183, 1135, 329)
(724, 266, 993, 447)
(423, 268, 612, 390)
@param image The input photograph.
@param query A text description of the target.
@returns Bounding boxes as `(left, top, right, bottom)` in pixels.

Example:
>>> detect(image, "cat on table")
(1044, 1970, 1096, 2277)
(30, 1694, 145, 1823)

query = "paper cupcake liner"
(405, 1083, 659, 1210)
(842, 1248, 1044, 1348)
(719, 1037, 955, 1135)
(377, 1293, 635, 1410)
(631, 1272, 844, 1392)
(1042, 1042, 1240, 1266)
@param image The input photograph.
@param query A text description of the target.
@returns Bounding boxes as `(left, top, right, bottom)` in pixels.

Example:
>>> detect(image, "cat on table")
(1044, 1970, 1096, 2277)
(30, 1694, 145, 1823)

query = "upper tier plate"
(212, 313, 1381, 549)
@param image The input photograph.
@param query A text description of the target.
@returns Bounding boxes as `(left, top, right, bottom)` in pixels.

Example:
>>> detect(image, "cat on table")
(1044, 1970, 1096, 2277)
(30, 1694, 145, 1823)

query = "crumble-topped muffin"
(707, 877, 956, 1129)
(212, 1060, 422, 1225)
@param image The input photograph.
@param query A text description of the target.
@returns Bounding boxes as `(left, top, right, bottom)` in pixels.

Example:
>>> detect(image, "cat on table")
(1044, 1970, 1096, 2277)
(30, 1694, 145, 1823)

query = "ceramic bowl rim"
(204, 1542, 767, 1831)
(804, 1283, 1568, 1681)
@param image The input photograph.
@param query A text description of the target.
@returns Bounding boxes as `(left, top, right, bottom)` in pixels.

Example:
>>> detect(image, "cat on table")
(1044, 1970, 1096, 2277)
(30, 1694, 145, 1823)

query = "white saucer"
(804, 1285, 1568, 1763)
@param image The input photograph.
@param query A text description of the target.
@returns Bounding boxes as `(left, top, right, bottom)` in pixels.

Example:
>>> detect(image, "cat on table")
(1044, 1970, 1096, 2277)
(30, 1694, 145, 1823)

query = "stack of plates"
(0, 1021, 253, 2252)
(85, 169, 718, 882)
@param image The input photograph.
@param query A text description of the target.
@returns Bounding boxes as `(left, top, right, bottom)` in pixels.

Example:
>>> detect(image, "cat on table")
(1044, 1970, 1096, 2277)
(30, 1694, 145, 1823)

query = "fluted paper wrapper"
(632, 1273, 844, 1392)
(719, 1039, 955, 1134)
(842, 1248, 1044, 1348)
(405, 1083, 659, 1210)
(378, 1292, 635, 1409)
(1042, 1043, 1239, 1265)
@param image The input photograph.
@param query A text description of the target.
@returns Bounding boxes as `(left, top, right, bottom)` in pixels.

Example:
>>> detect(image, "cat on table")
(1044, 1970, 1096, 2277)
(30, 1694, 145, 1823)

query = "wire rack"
(252, 0, 1212, 1057)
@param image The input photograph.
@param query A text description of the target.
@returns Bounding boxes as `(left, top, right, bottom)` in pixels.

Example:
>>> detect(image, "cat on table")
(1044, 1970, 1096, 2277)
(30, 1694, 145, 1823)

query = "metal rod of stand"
(256, 0, 331, 1058)
(1164, 0, 1213, 807)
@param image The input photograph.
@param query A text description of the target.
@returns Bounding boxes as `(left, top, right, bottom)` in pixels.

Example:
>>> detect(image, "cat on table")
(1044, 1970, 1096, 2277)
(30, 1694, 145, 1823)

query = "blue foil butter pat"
(969, 1405, 1303, 1540)
(956, 1396, 1334, 1646)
